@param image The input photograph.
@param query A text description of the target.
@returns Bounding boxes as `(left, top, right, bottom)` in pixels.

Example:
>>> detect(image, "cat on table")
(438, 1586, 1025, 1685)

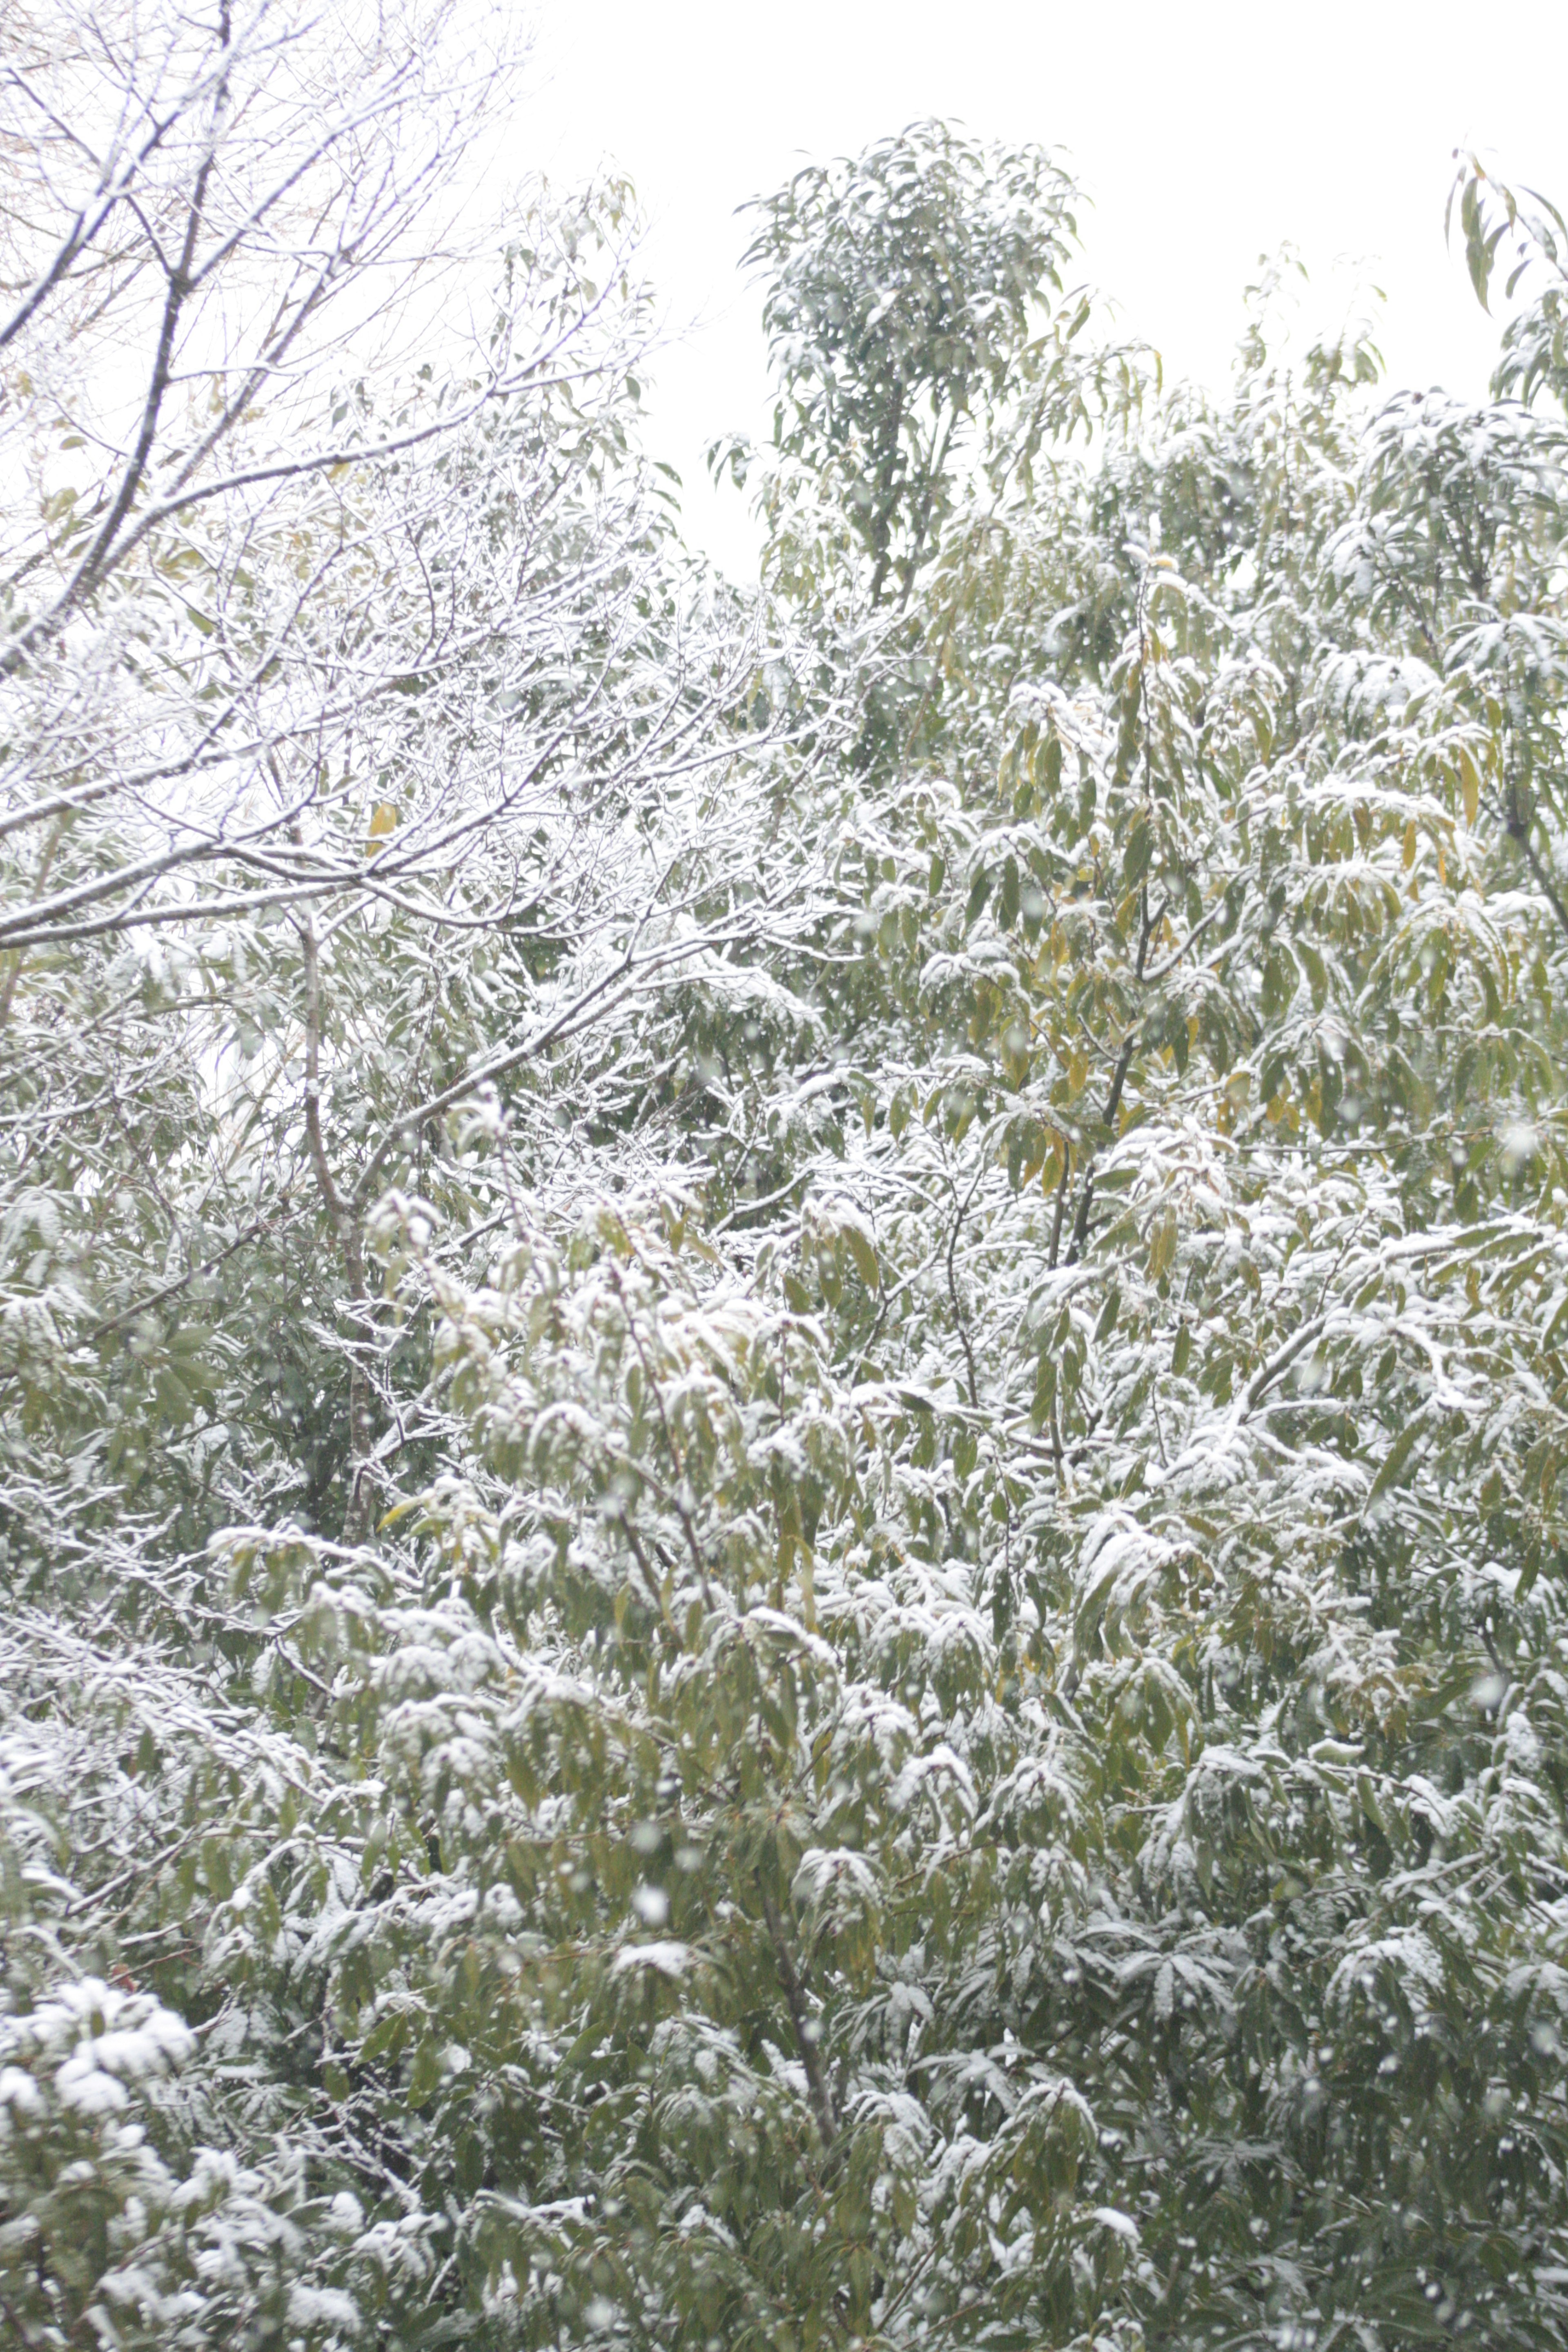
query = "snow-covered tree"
(6, 45, 1568, 2352)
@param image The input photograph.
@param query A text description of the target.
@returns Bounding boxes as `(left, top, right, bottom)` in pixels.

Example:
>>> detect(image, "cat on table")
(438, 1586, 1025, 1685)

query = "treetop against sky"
(529, 0, 1567, 574)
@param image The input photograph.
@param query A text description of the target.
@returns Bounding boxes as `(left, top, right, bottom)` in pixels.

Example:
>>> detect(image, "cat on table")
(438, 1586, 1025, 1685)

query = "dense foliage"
(5, 12, 1568, 2350)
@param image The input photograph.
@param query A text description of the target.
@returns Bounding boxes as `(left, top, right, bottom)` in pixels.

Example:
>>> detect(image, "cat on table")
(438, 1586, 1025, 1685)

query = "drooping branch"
(298, 910, 374, 1544)
(1067, 886, 1155, 1264)
(757, 1879, 837, 2147)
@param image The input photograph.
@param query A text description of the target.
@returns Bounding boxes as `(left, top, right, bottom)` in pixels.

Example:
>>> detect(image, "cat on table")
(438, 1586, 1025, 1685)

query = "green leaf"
(843, 1223, 880, 1292)
(1123, 814, 1152, 892)
(406, 2040, 441, 2107)
(1366, 1419, 1423, 1506)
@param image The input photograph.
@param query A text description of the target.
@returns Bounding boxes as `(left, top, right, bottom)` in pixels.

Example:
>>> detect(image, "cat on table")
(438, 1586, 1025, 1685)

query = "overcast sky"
(521, 0, 1568, 577)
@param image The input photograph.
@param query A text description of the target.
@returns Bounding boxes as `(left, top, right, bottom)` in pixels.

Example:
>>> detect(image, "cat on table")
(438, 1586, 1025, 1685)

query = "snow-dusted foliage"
(4, 26, 1568, 2350)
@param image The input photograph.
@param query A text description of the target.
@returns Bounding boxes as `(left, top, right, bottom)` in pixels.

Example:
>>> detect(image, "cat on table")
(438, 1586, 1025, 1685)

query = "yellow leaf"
(1401, 820, 1417, 871)
(1148, 1207, 1178, 1279)
(366, 802, 399, 855)
(1459, 748, 1480, 828)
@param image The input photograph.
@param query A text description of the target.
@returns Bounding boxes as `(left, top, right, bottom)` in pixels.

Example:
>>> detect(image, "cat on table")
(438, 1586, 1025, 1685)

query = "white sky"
(520, 0, 1568, 579)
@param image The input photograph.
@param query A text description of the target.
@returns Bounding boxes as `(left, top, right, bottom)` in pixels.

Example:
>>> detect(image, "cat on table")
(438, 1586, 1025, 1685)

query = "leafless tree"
(0, 0, 811, 1546)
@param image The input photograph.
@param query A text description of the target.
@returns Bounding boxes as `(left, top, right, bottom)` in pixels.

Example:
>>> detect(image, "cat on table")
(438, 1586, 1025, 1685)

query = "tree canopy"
(4, 20, 1568, 2352)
